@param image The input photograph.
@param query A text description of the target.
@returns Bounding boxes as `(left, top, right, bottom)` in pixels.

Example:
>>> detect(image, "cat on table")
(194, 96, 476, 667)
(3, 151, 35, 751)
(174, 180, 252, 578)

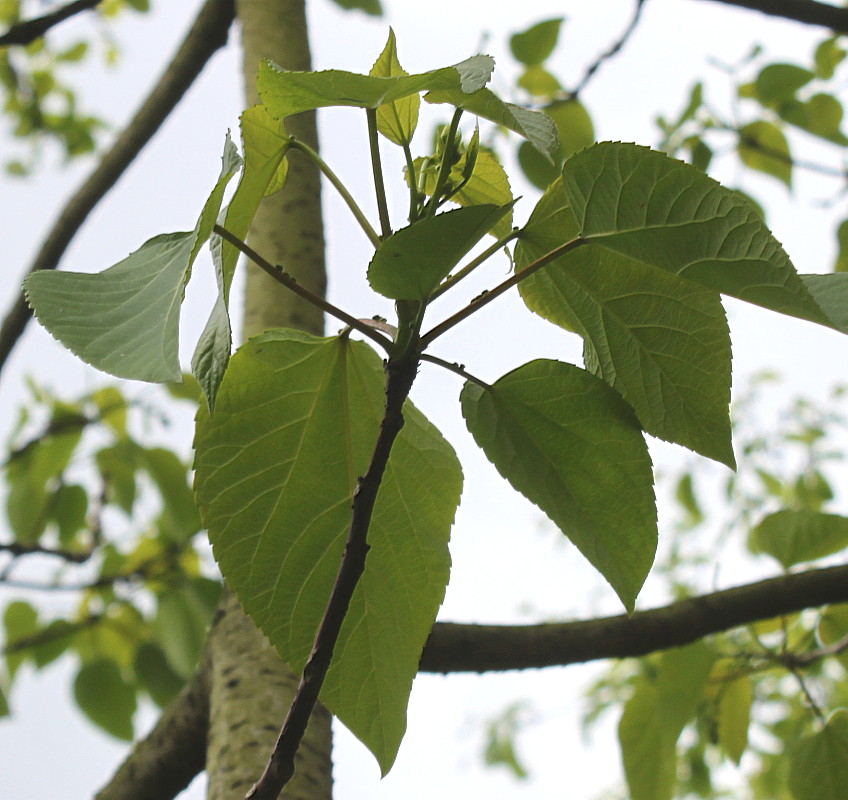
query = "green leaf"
(717, 675, 752, 764)
(818, 604, 848, 668)
(619, 642, 717, 800)
(153, 578, 221, 679)
(26, 135, 241, 384)
(194, 330, 462, 773)
(738, 120, 792, 187)
(749, 509, 848, 569)
(5, 420, 81, 542)
(510, 18, 564, 66)
(517, 65, 561, 98)
(425, 87, 559, 162)
(50, 483, 87, 545)
(25, 232, 193, 383)
(370, 29, 419, 146)
(96, 441, 138, 514)
(91, 385, 128, 437)
(327, 0, 382, 14)
(801, 273, 848, 333)
(779, 94, 848, 145)
(192, 106, 291, 409)
(753, 63, 814, 107)
(833, 221, 848, 273)
(0, 684, 8, 718)
(368, 204, 513, 299)
(258, 54, 494, 121)
(461, 359, 656, 610)
(563, 142, 831, 328)
(815, 37, 846, 79)
(133, 642, 185, 708)
(789, 711, 848, 800)
(517, 178, 734, 467)
(138, 447, 201, 544)
(30, 619, 76, 668)
(4, 601, 38, 678)
(73, 659, 136, 741)
(483, 702, 530, 779)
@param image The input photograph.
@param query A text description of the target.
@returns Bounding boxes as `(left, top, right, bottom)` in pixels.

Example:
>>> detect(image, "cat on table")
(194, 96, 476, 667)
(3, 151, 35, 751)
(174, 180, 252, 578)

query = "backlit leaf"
(517, 178, 734, 466)
(619, 642, 717, 800)
(4, 601, 37, 678)
(73, 659, 136, 741)
(564, 142, 831, 328)
(753, 63, 813, 106)
(717, 675, 752, 764)
(749, 509, 848, 569)
(194, 330, 462, 773)
(510, 18, 564, 66)
(461, 359, 656, 610)
(738, 120, 792, 187)
(370, 29, 419, 146)
(789, 711, 848, 800)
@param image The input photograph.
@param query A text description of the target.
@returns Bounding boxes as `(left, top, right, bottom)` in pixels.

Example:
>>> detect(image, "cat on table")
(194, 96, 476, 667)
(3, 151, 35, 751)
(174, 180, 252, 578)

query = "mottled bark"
(204, 1, 333, 799)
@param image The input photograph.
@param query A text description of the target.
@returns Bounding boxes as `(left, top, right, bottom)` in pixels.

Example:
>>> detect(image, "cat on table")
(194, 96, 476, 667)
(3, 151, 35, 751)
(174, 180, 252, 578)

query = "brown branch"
(694, 0, 848, 34)
(0, 0, 102, 47)
(0, 0, 236, 382)
(0, 541, 92, 563)
(420, 564, 848, 672)
(94, 648, 211, 800)
(247, 355, 419, 800)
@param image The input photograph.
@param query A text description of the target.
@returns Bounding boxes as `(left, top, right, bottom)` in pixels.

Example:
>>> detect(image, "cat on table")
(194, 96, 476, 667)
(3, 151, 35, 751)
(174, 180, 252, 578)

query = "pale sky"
(1, 2, 847, 798)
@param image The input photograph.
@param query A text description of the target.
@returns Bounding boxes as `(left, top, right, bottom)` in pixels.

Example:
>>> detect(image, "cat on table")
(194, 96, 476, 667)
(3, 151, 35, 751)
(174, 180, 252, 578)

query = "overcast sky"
(1, 2, 847, 798)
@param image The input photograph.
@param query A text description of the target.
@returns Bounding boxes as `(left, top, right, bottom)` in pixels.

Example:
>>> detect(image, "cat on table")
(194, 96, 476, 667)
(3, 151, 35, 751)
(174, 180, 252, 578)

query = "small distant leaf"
(258, 54, 494, 121)
(789, 711, 848, 800)
(30, 619, 76, 668)
(483, 703, 530, 779)
(73, 659, 136, 741)
(461, 359, 656, 610)
(510, 18, 564, 66)
(194, 330, 462, 773)
(327, 0, 382, 14)
(4, 601, 38, 678)
(749, 509, 848, 569)
(563, 143, 832, 329)
(51, 483, 87, 545)
(517, 65, 561, 98)
(675, 473, 704, 526)
(0, 685, 8, 718)
(96, 441, 139, 514)
(370, 29, 419, 146)
(138, 447, 201, 543)
(818, 604, 848, 668)
(619, 642, 717, 800)
(133, 642, 185, 708)
(833, 221, 848, 273)
(425, 87, 559, 162)
(815, 37, 846, 79)
(368, 204, 513, 299)
(779, 94, 848, 145)
(753, 63, 814, 107)
(738, 120, 792, 187)
(153, 579, 221, 679)
(91, 385, 128, 437)
(518, 98, 594, 190)
(717, 675, 752, 764)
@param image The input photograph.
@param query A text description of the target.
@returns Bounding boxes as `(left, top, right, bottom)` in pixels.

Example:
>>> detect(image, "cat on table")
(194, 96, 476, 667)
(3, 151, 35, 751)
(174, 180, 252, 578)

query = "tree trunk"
(204, 1, 332, 798)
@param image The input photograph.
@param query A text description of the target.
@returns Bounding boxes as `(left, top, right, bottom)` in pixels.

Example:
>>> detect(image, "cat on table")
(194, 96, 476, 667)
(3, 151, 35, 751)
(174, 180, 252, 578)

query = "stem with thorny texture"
(247, 355, 419, 800)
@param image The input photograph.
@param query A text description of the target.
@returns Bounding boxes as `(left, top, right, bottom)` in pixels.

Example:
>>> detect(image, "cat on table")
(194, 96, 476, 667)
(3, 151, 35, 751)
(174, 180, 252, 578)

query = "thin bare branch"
(695, 0, 848, 34)
(0, 0, 236, 382)
(0, 0, 102, 47)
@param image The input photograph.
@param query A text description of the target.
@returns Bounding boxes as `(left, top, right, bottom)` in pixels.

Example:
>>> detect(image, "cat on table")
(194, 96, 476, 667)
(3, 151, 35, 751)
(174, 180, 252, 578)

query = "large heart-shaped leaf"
(517, 178, 734, 467)
(194, 330, 462, 773)
(460, 359, 656, 610)
(562, 142, 832, 328)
